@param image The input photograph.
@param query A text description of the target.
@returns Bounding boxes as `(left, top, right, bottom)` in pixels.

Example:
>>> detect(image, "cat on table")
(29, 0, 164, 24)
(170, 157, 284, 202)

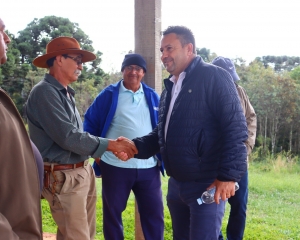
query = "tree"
(241, 61, 298, 156)
(234, 57, 248, 82)
(16, 16, 107, 82)
(71, 79, 103, 117)
(17, 16, 91, 63)
(290, 65, 300, 83)
(23, 68, 48, 103)
(0, 31, 31, 113)
(1, 16, 109, 115)
(196, 47, 217, 62)
(256, 55, 300, 72)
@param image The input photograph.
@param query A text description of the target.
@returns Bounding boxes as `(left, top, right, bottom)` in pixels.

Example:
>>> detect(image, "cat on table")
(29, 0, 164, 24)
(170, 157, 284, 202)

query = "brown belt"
(44, 161, 85, 171)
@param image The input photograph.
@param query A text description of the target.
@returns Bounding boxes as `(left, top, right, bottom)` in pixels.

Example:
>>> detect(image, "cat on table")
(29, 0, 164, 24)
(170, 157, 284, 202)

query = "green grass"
(42, 160, 300, 239)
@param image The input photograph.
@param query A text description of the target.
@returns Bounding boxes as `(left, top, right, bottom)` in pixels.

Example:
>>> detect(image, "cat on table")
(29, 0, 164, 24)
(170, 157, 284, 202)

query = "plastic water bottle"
(197, 182, 239, 205)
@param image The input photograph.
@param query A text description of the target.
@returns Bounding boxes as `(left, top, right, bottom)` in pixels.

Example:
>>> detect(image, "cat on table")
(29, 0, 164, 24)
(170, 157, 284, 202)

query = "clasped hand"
(107, 136, 137, 161)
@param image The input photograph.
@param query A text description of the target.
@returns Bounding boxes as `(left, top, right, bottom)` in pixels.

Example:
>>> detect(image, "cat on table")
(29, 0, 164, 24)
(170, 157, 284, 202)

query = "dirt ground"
(43, 233, 56, 239)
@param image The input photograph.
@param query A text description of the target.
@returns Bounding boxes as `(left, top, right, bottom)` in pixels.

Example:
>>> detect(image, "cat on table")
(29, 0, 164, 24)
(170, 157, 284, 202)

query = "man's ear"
(55, 55, 63, 67)
(187, 43, 194, 56)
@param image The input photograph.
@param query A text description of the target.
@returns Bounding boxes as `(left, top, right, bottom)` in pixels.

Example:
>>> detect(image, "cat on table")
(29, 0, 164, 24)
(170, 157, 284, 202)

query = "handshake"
(107, 136, 137, 161)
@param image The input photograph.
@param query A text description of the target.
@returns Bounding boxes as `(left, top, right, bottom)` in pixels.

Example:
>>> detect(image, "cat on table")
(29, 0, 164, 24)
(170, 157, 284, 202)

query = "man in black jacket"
(118, 26, 248, 240)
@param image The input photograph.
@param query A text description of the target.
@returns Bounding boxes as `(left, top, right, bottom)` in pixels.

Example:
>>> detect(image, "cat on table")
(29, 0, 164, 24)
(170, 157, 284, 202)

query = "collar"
(120, 80, 144, 94)
(44, 73, 76, 96)
(169, 72, 187, 84)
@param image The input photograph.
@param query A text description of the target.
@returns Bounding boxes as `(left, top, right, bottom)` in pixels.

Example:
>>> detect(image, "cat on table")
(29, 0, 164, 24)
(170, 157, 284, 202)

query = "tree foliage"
(290, 65, 300, 82)
(238, 60, 299, 156)
(16, 16, 108, 84)
(256, 55, 300, 72)
(196, 47, 217, 62)
(0, 16, 109, 114)
(0, 31, 31, 112)
(16, 16, 92, 63)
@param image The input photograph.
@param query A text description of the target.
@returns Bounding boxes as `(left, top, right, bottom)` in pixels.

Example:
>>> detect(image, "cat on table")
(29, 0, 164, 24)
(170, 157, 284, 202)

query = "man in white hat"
(26, 36, 137, 240)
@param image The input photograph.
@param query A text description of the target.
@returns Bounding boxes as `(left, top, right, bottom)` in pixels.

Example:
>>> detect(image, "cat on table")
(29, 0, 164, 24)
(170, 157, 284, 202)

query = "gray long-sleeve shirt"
(26, 73, 108, 164)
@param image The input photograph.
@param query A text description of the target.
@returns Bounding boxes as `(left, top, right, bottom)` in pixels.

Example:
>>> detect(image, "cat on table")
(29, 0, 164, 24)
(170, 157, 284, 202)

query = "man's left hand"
(206, 180, 236, 204)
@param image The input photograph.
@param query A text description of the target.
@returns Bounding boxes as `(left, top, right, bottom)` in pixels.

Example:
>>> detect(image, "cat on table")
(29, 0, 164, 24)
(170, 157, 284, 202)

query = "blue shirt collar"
(120, 80, 144, 94)
(120, 80, 144, 103)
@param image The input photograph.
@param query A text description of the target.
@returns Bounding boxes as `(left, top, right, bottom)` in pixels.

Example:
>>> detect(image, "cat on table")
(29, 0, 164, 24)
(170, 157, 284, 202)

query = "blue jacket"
(84, 80, 164, 176)
(133, 56, 248, 182)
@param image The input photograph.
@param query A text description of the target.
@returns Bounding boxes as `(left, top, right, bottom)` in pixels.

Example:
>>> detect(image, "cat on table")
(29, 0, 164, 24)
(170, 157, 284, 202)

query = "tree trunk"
(270, 116, 280, 157)
(264, 116, 267, 154)
(271, 117, 275, 156)
(298, 132, 300, 154)
(289, 125, 293, 152)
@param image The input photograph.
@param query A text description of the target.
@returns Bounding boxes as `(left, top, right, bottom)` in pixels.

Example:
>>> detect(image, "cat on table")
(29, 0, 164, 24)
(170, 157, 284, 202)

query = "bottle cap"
(197, 198, 203, 205)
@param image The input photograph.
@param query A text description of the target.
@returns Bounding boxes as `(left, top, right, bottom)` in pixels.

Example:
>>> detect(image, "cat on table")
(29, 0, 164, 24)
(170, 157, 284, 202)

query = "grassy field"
(41, 158, 300, 239)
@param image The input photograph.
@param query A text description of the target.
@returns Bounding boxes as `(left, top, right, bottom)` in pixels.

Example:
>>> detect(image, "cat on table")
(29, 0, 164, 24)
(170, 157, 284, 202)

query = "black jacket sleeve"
(133, 126, 160, 159)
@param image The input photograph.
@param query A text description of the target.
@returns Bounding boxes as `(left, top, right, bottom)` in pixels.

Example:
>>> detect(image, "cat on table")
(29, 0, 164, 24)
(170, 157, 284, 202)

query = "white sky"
(2, 0, 300, 72)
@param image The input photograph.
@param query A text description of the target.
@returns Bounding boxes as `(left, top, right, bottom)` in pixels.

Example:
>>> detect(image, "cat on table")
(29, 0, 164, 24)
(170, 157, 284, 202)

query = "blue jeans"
(219, 171, 248, 240)
(167, 177, 225, 240)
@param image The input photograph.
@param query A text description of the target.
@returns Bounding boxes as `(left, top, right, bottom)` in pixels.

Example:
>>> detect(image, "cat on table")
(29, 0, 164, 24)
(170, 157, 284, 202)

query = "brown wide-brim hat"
(33, 36, 96, 68)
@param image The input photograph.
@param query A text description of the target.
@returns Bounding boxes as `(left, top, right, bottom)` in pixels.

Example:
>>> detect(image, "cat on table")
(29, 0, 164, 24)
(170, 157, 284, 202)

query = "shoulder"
(236, 84, 247, 92)
(29, 80, 55, 101)
(102, 81, 121, 94)
(236, 84, 249, 97)
(96, 82, 119, 99)
(204, 62, 230, 79)
(189, 58, 230, 83)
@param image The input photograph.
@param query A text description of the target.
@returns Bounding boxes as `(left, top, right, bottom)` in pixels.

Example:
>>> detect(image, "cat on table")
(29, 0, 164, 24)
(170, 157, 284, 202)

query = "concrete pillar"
(134, 0, 162, 95)
(134, 0, 162, 239)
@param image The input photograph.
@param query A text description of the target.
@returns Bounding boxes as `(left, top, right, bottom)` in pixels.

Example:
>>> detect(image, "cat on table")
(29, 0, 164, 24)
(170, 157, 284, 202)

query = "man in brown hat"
(0, 17, 43, 239)
(26, 36, 137, 240)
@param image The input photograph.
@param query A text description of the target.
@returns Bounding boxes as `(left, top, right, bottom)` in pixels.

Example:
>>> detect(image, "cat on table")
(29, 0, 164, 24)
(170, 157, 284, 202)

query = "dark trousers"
(100, 161, 164, 240)
(219, 171, 248, 240)
(167, 177, 225, 240)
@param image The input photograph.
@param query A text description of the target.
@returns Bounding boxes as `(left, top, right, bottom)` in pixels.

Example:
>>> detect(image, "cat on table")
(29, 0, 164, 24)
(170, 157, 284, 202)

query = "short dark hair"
(162, 26, 196, 53)
(46, 55, 69, 67)
(46, 57, 56, 67)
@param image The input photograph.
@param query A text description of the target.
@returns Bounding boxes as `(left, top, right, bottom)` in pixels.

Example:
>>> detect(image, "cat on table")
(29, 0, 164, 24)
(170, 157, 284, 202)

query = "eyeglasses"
(64, 55, 83, 65)
(124, 65, 143, 72)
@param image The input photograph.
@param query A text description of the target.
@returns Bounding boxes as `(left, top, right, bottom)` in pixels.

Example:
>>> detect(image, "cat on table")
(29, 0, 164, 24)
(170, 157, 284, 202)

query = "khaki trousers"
(42, 161, 96, 240)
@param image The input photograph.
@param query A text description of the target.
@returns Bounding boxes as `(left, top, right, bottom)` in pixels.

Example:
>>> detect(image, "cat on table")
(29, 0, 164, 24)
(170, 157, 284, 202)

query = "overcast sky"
(2, 0, 300, 72)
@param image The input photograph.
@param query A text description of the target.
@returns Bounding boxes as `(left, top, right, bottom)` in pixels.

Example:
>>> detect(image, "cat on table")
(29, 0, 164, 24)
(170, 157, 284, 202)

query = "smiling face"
(0, 18, 11, 65)
(160, 33, 194, 79)
(122, 65, 145, 92)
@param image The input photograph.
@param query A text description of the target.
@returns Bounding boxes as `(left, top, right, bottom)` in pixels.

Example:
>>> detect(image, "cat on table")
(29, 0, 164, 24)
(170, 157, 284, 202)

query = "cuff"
(91, 138, 109, 158)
